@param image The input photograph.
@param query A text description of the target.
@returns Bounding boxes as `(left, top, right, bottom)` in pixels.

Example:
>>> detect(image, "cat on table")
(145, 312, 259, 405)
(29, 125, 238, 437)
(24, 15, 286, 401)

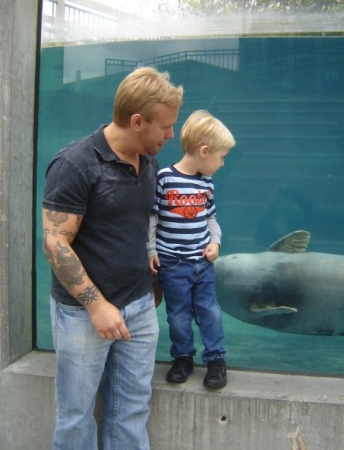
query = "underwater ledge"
(1, 350, 344, 449)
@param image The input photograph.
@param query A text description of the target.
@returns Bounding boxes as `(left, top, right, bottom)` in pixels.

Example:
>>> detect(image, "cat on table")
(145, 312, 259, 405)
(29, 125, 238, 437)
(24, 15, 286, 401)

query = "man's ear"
(131, 113, 144, 131)
(200, 145, 209, 158)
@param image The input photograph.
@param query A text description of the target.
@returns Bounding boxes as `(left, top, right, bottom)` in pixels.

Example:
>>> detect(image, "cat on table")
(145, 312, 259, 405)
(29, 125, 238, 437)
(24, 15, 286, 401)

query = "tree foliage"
(177, 0, 344, 13)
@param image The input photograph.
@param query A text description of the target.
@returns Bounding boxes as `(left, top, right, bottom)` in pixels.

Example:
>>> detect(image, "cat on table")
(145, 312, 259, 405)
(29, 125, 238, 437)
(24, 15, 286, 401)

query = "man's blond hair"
(113, 66, 183, 127)
(180, 110, 235, 154)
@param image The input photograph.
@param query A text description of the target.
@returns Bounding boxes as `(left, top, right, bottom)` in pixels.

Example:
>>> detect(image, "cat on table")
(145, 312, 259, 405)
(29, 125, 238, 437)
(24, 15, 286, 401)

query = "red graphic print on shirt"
(165, 189, 210, 219)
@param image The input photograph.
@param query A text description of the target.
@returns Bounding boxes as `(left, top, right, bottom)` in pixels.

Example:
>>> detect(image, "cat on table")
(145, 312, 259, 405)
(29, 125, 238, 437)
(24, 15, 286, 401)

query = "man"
(42, 66, 183, 450)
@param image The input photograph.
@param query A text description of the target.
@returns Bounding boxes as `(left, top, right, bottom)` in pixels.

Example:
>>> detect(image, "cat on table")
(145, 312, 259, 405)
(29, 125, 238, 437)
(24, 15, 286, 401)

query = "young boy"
(147, 110, 235, 389)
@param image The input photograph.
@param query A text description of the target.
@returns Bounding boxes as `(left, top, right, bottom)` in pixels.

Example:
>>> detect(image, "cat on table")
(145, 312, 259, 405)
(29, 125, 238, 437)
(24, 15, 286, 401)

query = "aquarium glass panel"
(36, 0, 344, 376)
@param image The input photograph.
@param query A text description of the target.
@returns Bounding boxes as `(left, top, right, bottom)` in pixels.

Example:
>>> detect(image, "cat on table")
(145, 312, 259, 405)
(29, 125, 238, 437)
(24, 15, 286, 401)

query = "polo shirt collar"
(92, 124, 151, 168)
(92, 124, 119, 162)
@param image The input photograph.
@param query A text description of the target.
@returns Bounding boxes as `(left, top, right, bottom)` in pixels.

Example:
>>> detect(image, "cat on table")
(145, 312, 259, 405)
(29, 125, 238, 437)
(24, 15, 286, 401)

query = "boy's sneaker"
(203, 359, 227, 389)
(166, 356, 194, 383)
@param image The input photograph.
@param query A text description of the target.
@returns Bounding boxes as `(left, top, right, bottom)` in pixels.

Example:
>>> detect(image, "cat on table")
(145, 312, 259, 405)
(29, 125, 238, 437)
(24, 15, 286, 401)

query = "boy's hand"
(202, 243, 220, 262)
(148, 255, 160, 274)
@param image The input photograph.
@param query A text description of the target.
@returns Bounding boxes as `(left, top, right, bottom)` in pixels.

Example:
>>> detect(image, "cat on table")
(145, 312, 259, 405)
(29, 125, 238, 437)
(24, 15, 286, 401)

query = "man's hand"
(87, 300, 131, 341)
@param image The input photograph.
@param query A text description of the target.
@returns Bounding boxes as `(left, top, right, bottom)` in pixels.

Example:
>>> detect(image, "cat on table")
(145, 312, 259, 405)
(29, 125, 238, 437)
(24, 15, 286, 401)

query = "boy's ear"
(200, 145, 209, 158)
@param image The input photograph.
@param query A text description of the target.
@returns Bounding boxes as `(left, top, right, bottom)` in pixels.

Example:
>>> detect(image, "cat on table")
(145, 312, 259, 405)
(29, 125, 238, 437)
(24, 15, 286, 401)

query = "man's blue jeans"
(50, 292, 159, 450)
(158, 255, 226, 363)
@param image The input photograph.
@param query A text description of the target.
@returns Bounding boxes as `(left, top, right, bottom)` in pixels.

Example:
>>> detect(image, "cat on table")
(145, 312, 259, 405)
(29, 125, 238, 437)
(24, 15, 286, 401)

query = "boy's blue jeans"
(158, 255, 226, 363)
(50, 292, 159, 450)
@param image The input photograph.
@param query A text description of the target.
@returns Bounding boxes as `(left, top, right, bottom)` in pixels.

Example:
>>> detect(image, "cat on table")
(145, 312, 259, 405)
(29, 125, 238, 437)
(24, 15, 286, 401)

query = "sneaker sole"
(166, 369, 194, 383)
(203, 381, 227, 389)
(203, 376, 227, 389)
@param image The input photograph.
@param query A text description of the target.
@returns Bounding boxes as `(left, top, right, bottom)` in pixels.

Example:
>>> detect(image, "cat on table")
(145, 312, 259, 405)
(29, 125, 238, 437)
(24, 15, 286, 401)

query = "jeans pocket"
(159, 255, 181, 270)
(158, 257, 181, 288)
(57, 302, 86, 316)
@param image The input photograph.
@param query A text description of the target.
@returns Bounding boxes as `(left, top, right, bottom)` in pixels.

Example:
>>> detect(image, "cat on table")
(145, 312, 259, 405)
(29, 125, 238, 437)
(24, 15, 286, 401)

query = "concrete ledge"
(150, 363, 344, 449)
(2, 351, 344, 449)
(151, 362, 344, 404)
(2, 350, 56, 376)
(0, 352, 56, 450)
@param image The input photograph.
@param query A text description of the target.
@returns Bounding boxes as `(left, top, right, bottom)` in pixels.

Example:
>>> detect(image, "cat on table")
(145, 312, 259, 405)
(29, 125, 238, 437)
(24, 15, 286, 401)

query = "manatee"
(215, 230, 344, 336)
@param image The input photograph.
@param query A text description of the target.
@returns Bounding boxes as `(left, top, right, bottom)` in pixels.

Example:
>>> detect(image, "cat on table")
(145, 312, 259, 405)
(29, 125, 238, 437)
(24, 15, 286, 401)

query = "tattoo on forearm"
(76, 285, 100, 306)
(53, 241, 84, 289)
(60, 230, 77, 239)
(43, 212, 94, 305)
(46, 211, 69, 227)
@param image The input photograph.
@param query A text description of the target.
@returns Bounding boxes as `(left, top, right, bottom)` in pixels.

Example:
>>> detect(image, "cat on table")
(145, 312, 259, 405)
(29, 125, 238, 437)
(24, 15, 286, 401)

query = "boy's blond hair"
(113, 66, 183, 127)
(180, 110, 235, 154)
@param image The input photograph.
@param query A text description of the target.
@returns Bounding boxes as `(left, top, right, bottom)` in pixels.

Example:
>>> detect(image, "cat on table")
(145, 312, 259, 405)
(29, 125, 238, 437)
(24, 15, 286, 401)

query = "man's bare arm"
(42, 208, 130, 340)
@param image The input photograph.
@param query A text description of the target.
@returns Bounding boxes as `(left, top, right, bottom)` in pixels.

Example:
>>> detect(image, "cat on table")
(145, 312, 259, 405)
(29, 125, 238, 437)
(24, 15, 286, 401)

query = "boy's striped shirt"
(152, 164, 217, 260)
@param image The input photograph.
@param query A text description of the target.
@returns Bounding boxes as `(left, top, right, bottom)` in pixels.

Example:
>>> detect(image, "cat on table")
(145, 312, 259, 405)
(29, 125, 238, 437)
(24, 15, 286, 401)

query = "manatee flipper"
(250, 305, 298, 316)
(267, 230, 310, 253)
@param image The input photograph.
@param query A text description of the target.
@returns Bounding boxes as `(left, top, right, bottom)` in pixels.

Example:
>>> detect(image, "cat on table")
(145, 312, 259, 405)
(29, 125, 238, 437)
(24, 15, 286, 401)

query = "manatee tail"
(267, 230, 310, 253)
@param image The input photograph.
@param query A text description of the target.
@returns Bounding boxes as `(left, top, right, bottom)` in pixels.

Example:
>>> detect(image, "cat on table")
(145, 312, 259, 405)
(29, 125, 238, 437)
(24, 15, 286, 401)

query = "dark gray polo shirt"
(43, 125, 157, 308)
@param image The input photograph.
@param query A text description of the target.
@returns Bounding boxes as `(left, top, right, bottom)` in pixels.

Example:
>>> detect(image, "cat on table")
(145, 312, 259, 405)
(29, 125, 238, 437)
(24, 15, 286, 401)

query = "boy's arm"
(203, 215, 222, 262)
(147, 213, 160, 273)
(207, 214, 222, 246)
(147, 213, 158, 257)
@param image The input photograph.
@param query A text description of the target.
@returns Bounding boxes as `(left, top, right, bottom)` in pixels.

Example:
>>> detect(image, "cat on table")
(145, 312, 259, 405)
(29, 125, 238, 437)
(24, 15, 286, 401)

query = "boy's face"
(200, 147, 229, 176)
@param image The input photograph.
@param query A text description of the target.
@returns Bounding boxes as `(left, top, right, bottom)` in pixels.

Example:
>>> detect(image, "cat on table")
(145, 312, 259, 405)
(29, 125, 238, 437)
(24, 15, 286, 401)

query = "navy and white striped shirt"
(150, 164, 220, 260)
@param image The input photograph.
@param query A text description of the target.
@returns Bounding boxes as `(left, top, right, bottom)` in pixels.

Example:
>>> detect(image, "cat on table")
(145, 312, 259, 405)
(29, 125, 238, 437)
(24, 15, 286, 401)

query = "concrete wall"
(0, 0, 37, 368)
(2, 351, 344, 449)
(1, 1, 344, 449)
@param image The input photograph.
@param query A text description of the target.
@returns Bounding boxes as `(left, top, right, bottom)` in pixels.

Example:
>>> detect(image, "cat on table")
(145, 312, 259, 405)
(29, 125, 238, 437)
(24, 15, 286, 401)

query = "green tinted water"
(36, 37, 344, 375)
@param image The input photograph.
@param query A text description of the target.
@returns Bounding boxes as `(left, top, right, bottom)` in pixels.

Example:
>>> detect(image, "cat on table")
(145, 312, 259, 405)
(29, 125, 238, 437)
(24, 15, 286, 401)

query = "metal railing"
(42, 0, 119, 41)
(105, 49, 240, 76)
(105, 59, 139, 76)
(104, 47, 344, 98)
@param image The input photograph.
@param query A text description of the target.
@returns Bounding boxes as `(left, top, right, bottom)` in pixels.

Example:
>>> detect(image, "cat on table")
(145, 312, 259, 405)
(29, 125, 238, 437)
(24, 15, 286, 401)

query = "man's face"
(138, 104, 179, 156)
